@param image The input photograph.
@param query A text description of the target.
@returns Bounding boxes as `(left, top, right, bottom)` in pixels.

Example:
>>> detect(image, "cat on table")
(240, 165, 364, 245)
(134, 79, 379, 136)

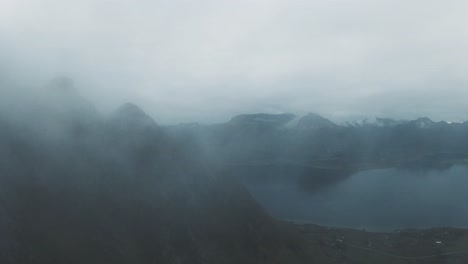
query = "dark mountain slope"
(0, 89, 314, 263)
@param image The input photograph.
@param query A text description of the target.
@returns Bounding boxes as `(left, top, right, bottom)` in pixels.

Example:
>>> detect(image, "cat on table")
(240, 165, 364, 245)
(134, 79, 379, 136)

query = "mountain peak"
(410, 117, 435, 128)
(297, 113, 336, 129)
(116, 102, 147, 117)
(40, 77, 98, 121)
(111, 103, 159, 130)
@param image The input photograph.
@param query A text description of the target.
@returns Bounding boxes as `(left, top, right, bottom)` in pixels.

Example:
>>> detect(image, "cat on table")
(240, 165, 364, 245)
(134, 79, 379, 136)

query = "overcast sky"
(1, 0, 468, 124)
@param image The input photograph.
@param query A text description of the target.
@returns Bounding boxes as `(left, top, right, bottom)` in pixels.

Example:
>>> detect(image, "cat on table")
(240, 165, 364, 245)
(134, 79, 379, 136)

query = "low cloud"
(2, 0, 468, 123)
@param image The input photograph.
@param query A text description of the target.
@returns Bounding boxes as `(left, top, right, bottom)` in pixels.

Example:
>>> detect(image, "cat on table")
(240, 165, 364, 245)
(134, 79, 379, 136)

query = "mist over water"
(244, 165, 468, 231)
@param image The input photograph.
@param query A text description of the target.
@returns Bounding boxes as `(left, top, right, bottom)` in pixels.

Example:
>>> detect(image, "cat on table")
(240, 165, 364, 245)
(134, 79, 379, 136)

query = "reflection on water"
(244, 165, 468, 231)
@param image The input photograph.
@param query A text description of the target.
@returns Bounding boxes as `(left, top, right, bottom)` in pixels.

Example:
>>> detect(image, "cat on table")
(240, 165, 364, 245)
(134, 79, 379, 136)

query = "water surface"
(244, 165, 468, 231)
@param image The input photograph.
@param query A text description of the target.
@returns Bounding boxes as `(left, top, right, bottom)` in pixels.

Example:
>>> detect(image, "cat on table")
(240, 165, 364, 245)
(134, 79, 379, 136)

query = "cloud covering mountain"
(2, 0, 468, 123)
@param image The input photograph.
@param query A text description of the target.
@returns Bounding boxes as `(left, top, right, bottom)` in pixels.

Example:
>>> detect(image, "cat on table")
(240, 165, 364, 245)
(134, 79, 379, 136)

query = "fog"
(2, 75, 468, 262)
(0, 79, 268, 263)
(3, 0, 468, 123)
(2, 1, 468, 263)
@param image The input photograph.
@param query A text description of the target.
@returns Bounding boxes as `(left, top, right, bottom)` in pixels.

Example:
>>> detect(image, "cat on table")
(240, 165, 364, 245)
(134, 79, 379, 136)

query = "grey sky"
(2, 0, 468, 124)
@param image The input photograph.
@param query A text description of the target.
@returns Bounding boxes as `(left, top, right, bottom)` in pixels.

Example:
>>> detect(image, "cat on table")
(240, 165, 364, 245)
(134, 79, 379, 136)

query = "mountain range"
(2, 82, 468, 263)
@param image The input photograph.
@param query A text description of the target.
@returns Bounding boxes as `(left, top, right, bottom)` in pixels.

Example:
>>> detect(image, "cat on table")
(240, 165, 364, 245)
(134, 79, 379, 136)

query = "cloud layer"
(2, 0, 468, 123)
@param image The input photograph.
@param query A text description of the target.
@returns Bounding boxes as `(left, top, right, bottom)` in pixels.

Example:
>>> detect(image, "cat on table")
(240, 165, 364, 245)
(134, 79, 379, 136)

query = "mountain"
(4, 81, 468, 263)
(110, 103, 160, 131)
(167, 112, 468, 194)
(0, 90, 312, 264)
(296, 113, 337, 130)
(407, 117, 436, 128)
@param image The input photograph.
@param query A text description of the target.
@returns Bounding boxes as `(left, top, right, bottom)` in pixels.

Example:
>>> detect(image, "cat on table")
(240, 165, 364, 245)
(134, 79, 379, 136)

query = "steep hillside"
(0, 89, 314, 263)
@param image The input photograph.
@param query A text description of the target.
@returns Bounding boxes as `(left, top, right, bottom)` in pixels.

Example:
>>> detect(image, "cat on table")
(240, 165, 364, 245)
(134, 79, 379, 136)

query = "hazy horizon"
(2, 0, 468, 123)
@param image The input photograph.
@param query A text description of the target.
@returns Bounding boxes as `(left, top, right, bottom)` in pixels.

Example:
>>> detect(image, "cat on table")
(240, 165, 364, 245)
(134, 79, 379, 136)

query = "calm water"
(244, 165, 468, 231)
